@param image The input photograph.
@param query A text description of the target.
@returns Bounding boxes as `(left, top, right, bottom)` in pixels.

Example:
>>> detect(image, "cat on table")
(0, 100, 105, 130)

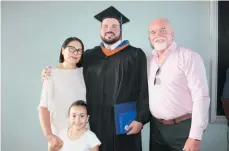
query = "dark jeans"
(150, 117, 191, 151)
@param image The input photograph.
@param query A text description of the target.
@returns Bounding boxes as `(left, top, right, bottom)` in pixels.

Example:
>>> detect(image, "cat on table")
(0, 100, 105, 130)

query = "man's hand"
(41, 66, 52, 83)
(126, 120, 143, 135)
(183, 138, 200, 151)
(47, 134, 63, 151)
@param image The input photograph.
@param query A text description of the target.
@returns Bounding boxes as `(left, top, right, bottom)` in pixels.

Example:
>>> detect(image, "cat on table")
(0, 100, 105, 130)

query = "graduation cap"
(94, 6, 130, 33)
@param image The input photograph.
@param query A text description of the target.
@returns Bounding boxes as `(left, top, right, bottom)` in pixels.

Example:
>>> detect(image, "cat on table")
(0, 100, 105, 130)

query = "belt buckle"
(160, 119, 164, 123)
(163, 119, 173, 125)
(158, 119, 165, 124)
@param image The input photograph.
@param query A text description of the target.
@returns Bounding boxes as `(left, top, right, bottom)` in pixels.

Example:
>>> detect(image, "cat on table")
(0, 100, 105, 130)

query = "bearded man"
(82, 6, 150, 151)
(147, 18, 210, 151)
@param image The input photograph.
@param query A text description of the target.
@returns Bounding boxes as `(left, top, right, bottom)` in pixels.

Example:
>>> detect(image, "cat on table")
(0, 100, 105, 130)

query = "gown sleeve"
(135, 49, 151, 125)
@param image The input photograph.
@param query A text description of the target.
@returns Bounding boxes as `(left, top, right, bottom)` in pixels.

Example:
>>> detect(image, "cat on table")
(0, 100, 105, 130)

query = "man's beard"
(153, 37, 169, 52)
(154, 42, 167, 51)
(101, 33, 121, 45)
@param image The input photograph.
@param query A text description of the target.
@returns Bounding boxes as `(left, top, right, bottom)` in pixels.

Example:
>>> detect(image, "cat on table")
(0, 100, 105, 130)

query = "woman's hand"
(46, 134, 63, 150)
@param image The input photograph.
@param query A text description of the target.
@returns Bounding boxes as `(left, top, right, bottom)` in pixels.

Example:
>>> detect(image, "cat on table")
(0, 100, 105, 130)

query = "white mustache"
(154, 38, 166, 43)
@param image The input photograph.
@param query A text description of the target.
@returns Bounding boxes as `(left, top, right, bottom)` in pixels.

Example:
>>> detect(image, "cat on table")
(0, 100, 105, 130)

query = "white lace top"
(38, 67, 86, 135)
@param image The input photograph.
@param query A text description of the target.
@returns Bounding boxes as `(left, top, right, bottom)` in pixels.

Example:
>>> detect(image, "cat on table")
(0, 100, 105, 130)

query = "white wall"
(2, 1, 227, 151)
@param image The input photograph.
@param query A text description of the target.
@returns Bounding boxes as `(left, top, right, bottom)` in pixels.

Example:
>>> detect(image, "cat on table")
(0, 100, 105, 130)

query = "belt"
(155, 113, 192, 125)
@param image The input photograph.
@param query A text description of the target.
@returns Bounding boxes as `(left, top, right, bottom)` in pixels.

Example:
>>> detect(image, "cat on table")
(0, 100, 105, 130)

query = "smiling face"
(100, 18, 121, 45)
(68, 105, 88, 130)
(149, 19, 174, 52)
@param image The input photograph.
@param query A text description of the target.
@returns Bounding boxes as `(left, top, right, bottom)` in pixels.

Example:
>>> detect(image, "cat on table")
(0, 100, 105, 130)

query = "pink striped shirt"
(148, 41, 210, 140)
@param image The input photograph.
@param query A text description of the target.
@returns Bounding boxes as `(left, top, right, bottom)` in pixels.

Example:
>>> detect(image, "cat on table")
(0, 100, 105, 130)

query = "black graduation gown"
(83, 45, 150, 151)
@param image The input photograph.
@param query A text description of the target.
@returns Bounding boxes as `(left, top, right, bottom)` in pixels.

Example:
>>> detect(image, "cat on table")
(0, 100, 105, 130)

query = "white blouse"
(38, 67, 86, 135)
(58, 129, 101, 151)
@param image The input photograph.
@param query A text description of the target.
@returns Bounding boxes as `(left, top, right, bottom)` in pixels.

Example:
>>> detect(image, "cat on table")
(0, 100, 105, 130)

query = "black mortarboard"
(94, 6, 130, 25)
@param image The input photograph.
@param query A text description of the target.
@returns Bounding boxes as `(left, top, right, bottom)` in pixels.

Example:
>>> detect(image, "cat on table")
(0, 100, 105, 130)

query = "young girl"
(58, 100, 101, 151)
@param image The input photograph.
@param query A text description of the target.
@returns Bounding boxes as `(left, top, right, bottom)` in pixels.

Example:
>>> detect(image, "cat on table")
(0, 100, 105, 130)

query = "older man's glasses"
(67, 46, 83, 55)
(154, 68, 161, 85)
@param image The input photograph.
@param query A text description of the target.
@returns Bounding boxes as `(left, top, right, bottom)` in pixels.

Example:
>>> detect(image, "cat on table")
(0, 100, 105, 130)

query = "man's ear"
(172, 31, 174, 39)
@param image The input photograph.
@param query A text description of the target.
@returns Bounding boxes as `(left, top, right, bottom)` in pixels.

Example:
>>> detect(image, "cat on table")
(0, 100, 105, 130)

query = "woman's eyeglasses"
(67, 46, 83, 55)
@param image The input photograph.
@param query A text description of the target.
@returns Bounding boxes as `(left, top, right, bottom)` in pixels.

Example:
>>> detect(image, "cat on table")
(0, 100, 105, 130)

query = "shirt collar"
(152, 41, 177, 57)
(103, 40, 122, 50)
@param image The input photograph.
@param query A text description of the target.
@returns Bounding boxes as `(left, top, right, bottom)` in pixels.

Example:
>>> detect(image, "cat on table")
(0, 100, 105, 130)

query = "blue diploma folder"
(114, 101, 136, 135)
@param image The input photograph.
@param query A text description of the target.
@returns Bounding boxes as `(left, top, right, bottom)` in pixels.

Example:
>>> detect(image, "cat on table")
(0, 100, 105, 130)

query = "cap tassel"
(120, 15, 123, 41)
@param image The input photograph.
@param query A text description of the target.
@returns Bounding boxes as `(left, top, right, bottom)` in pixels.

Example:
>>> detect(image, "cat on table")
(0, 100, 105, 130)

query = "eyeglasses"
(154, 68, 161, 85)
(67, 46, 83, 55)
